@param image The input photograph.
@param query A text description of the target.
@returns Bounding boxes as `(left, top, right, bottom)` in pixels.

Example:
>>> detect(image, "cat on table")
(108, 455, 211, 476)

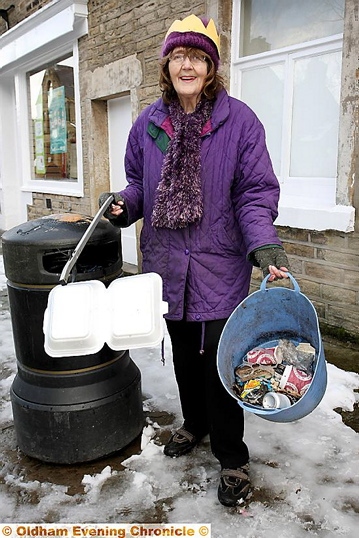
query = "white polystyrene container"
(43, 273, 168, 357)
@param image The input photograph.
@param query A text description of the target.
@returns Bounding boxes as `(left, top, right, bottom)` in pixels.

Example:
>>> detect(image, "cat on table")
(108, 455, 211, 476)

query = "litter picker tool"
(59, 195, 114, 285)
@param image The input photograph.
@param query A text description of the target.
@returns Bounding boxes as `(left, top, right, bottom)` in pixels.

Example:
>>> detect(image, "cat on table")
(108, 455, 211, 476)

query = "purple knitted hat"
(162, 15, 220, 70)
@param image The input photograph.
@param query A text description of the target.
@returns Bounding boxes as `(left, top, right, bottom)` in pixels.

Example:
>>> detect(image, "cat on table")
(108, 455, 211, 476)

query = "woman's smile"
(169, 47, 208, 112)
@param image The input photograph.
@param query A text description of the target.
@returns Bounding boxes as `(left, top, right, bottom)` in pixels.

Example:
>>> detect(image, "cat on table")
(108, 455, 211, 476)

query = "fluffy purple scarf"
(151, 98, 213, 229)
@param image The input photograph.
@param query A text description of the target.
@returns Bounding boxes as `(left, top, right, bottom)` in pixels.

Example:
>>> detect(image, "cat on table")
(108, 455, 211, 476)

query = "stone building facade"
(0, 0, 358, 341)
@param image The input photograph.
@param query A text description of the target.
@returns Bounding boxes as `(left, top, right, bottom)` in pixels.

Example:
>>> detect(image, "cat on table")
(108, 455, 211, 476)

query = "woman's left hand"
(267, 265, 289, 282)
(252, 246, 290, 281)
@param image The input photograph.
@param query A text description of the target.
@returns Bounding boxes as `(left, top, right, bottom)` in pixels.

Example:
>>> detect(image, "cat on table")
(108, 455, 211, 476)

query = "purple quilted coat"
(120, 89, 282, 322)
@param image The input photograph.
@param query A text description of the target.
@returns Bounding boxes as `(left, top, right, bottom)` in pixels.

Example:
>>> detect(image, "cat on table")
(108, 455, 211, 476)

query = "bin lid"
(43, 273, 168, 357)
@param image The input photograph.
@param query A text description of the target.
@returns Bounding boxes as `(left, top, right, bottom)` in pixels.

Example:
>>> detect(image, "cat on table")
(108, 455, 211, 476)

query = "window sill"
(275, 202, 355, 232)
(22, 180, 83, 198)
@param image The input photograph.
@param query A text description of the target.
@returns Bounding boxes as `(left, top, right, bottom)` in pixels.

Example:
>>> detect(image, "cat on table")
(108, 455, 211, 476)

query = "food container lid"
(43, 273, 168, 357)
(107, 272, 168, 350)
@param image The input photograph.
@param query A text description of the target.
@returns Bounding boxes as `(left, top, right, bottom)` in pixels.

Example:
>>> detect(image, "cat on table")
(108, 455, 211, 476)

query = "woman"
(100, 14, 289, 507)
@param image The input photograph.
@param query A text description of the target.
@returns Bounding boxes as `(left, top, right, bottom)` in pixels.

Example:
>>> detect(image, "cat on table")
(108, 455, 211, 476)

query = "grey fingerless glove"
(98, 192, 128, 225)
(251, 246, 290, 277)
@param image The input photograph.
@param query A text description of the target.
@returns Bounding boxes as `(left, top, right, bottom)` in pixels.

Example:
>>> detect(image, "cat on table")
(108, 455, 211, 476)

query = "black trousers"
(166, 318, 249, 469)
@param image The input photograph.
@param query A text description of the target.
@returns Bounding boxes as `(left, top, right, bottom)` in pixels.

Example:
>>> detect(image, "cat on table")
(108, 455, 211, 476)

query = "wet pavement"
(0, 409, 174, 500)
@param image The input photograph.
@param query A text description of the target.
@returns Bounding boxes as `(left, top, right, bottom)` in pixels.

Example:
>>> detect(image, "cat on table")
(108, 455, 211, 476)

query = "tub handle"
(260, 272, 300, 293)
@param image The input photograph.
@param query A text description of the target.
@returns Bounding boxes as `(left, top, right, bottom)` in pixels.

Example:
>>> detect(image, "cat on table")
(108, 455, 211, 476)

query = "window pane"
(29, 56, 77, 181)
(241, 0, 344, 56)
(290, 52, 342, 177)
(241, 64, 284, 176)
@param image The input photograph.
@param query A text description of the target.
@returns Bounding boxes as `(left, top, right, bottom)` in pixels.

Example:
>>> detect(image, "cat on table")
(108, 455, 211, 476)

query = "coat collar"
(148, 88, 230, 134)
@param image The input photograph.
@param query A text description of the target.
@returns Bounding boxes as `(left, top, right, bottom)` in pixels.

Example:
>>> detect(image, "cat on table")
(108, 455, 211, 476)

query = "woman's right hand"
(99, 192, 125, 220)
(110, 199, 124, 217)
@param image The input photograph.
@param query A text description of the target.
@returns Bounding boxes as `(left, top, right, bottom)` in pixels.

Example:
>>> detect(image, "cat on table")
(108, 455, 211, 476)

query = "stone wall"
(27, 193, 92, 220)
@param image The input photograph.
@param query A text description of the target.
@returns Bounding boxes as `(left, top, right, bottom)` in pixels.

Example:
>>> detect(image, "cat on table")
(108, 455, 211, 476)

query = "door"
(108, 95, 138, 266)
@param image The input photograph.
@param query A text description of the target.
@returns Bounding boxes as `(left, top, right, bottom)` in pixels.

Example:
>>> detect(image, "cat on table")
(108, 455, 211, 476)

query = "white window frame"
(0, 0, 88, 197)
(231, 0, 354, 232)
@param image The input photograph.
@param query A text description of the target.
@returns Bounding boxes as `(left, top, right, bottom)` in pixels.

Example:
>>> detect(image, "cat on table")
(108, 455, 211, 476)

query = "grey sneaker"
(218, 465, 251, 507)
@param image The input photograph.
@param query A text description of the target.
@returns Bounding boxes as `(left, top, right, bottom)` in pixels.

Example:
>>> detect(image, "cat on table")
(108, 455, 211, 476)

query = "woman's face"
(168, 47, 208, 108)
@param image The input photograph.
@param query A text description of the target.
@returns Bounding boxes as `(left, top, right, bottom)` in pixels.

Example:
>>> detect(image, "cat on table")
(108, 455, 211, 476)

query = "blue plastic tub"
(217, 273, 327, 422)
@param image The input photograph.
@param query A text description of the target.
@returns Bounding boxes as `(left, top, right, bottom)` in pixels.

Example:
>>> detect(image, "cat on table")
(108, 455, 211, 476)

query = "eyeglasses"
(169, 52, 207, 66)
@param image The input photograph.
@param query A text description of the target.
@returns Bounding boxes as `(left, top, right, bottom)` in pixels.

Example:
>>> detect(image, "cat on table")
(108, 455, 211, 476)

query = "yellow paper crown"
(165, 14, 220, 54)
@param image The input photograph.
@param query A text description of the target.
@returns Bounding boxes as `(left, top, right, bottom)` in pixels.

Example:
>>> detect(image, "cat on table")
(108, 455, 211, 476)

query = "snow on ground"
(0, 255, 359, 537)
